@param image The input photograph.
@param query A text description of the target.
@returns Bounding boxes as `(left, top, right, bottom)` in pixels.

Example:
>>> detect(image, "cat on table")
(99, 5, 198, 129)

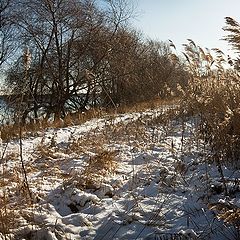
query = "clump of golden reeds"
(177, 35, 240, 169)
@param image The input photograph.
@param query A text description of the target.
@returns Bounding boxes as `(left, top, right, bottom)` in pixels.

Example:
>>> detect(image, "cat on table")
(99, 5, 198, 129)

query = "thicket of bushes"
(0, 0, 187, 124)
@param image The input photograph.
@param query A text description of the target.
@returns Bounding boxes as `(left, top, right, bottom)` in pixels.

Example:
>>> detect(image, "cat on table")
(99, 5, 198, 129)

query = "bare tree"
(6, 0, 135, 122)
(0, 0, 14, 67)
(5, 0, 186, 123)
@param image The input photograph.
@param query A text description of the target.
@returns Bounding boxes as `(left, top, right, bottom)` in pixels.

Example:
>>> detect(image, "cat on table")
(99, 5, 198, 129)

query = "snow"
(0, 106, 240, 239)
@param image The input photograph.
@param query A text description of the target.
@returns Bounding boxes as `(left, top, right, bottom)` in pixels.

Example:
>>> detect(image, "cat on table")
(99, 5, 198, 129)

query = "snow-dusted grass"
(0, 107, 240, 239)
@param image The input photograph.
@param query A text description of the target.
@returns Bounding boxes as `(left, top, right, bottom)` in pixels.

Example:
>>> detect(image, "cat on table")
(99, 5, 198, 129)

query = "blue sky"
(132, 0, 240, 55)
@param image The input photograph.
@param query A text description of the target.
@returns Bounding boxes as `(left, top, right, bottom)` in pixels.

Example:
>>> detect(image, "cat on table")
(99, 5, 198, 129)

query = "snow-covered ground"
(0, 107, 239, 239)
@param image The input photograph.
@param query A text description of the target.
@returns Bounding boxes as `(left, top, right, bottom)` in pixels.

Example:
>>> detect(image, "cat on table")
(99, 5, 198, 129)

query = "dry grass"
(0, 98, 177, 142)
(75, 149, 117, 190)
(0, 166, 34, 239)
(112, 97, 178, 114)
(0, 194, 12, 235)
(209, 202, 240, 230)
(176, 39, 240, 169)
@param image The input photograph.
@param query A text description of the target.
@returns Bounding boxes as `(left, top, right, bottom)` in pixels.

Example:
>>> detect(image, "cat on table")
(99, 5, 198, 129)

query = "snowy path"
(1, 108, 240, 240)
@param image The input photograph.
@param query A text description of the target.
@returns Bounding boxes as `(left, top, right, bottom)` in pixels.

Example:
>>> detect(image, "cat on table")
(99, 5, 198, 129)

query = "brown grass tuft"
(209, 202, 240, 228)
(80, 150, 117, 189)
